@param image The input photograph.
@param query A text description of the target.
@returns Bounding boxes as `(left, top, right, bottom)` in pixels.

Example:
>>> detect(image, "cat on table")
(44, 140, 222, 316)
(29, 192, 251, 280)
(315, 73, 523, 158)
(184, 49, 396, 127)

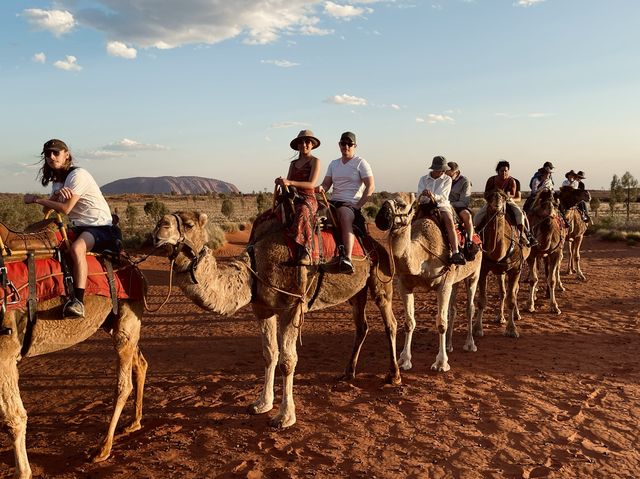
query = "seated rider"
(524, 165, 553, 213)
(317, 131, 374, 274)
(23, 139, 120, 318)
(529, 161, 555, 192)
(275, 130, 321, 265)
(561, 169, 591, 223)
(417, 156, 466, 265)
(475, 160, 536, 247)
(445, 161, 476, 259)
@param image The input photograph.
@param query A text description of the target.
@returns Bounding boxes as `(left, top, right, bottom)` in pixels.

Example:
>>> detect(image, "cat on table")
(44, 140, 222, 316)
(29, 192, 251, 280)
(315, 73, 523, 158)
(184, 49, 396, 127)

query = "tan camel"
(374, 192, 482, 372)
(152, 211, 400, 429)
(0, 294, 147, 479)
(556, 186, 591, 281)
(526, 189, 566, 314)
(474, 190, 530, 338)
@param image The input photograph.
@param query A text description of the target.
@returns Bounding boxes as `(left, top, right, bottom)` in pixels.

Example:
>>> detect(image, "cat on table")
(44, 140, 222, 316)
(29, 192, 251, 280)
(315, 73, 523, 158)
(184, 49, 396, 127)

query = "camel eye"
(185, 220, 195, 229)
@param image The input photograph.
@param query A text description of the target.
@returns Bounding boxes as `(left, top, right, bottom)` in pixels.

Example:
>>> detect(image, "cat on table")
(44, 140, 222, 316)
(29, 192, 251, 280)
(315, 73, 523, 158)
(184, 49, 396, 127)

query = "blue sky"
(1, 0, 639, 194)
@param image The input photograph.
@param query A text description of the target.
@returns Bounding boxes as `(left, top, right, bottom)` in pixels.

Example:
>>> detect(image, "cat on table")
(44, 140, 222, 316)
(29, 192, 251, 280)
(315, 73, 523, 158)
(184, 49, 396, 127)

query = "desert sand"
(1, 229, 639, 478)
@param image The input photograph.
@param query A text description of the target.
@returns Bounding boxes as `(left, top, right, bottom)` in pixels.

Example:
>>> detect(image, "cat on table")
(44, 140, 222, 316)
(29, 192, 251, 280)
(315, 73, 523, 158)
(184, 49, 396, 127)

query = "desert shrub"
(220, 222, 239, 233)
(0, 195, 51, 230)
(143, 199, 168, 223)
(206, 223, 226, 250)
(256, 192, 270, 213)
(122, 231, 152, 250)
(221, 199, 234, 219)
(363, 204, 379, 220)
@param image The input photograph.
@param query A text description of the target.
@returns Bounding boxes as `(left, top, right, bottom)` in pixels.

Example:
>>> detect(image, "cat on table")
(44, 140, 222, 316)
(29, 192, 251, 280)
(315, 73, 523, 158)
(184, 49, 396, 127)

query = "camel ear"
(409, 192, 416, 204)
(198, 213, 208, 227)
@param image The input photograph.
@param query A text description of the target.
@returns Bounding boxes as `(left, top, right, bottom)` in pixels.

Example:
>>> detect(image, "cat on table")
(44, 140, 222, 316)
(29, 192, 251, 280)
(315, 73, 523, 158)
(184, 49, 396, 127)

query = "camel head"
(375, 192, 416, 231)
(153, 211, 209, 272)
(484, 189, 508, 214)
(556, 186, 591, 210)
(530, 189, 557, 218)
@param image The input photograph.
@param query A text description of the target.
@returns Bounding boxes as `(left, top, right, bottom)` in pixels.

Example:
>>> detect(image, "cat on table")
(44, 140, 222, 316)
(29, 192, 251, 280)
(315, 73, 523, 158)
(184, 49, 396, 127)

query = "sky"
(1, 0, 639, 195)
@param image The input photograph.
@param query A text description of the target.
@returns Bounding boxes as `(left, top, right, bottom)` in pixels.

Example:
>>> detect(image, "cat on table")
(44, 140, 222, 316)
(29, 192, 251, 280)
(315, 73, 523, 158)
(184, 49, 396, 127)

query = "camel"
(152, 211, 400, 429)
(526, 189, 566, 314)
(0, 282, 147, 479)
(474, 190, 530, 338)
(556, 186, 591, 281)
(374, 192, 482, 372)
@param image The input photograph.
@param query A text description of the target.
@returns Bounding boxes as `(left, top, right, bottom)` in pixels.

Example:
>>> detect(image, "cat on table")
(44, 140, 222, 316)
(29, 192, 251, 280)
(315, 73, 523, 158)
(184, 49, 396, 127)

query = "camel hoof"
(385, 371, 402, 386)
(269, 414, 295, 429)
(91, 447, 111, 464)
(494, 316, 506, 325)
(398, 358, 413, 371)
(463, 343, 477, 353)
(248, 400, 273, 415)
(473, 327, 484, 338)
(504, 328, 519, 338)
(527, 305, 535, 313)
(337, 372, 355, 382)
(577, 275, 586, 282)
(552, 306, 562, 315)
(122, 421, 142, 435)
(430, 361, 450, 372)
(446, 344, 453, 353)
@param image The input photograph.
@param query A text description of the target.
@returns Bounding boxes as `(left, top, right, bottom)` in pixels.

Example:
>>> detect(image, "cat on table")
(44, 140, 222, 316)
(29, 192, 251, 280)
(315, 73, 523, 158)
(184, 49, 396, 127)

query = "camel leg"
(342, 288, 369, 381)
(248, 313, 278, 415)
(547, 256, 562, 315)
(92, 305, 142, 463)
(462, 275, 478, 353)
(574, 236, 586, 281)
(504, 269, 520, 338)
(0, 352, 31, 479)
(495, 274, 506, 325)
(473, 266, 489, 337)
(398, 282, 415, 371)
(122, 346, 147, 434)
(566, 238, 575, 275)
(556, 249, 566, 292)
(370, 280, 401, 385)
(431, 282, 453, 372)
(527, 256, 539, 313)
(446, 283, 458, 352)
(271, 309, 300, 429)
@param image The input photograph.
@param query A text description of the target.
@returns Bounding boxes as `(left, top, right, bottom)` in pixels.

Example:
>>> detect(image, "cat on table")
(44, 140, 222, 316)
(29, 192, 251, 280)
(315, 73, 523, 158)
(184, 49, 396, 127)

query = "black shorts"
(73, 225, 122, 253)
(453, 206, 472, 216)
(330, 201, 366, 236)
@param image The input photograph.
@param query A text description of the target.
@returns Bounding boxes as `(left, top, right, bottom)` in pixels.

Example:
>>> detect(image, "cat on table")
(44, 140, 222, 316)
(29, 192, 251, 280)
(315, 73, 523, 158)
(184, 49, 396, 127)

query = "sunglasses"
(339, 142, 354, 147)
(44, 150, 63, 157)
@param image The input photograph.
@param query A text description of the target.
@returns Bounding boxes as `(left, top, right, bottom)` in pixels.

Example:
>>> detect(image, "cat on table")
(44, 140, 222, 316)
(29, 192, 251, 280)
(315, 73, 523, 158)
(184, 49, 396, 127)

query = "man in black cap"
(318, 131, 374, 274)
(528, 161, 555, 192)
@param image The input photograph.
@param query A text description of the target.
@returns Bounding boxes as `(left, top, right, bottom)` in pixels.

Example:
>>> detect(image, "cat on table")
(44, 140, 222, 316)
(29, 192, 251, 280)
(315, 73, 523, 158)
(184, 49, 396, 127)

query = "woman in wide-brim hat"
(274, 129, 321, 265)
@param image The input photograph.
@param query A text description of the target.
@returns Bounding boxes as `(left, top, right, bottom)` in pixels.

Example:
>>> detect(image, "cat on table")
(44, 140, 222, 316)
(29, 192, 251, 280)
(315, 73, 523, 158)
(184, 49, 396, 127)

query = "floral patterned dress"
(287, 158, 318, 253)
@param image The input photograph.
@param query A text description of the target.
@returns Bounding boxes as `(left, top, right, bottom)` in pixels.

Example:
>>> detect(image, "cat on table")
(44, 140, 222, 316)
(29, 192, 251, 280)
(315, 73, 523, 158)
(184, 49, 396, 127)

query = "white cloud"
(515, 0, 546, 6)
(103, 138, 169, 151)
(261, 59, 300, 68)
(390, 104, 401, 110)
(106, 41, 137, 59)
(22, 9, 75, 36)
(72, 1, 338, 49)
(33, 52, 46, 63)
(416, 113, 455, 124)
(270, 121, 311, 129)
(53, 55, 82, 71)
(325, 94, 368, 106)
(324, 1, 371, 20)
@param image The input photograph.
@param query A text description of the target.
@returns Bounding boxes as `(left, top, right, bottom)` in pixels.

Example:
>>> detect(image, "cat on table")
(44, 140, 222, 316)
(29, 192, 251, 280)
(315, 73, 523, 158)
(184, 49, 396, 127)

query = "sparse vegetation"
(221, 199, 234, 219)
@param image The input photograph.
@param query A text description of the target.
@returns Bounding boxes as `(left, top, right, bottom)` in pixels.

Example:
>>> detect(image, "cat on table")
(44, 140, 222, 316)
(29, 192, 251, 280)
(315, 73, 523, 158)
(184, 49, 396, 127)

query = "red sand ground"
(1, 230, 639, 478)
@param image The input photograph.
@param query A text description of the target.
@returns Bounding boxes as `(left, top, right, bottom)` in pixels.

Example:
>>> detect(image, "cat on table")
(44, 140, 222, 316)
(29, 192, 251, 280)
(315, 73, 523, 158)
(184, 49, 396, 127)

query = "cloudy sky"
(1, 0, 639, 194)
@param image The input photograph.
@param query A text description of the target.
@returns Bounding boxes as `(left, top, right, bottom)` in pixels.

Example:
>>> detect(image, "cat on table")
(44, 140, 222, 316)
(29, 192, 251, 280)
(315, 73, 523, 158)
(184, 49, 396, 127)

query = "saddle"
(0, 218, 65, 257)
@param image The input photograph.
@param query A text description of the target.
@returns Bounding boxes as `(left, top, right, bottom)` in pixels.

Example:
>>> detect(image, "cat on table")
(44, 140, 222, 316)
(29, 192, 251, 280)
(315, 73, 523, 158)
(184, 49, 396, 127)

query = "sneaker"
(63, 298, 85, 318)
(338, 257, 355, 274)
(449, 252, 466, 266)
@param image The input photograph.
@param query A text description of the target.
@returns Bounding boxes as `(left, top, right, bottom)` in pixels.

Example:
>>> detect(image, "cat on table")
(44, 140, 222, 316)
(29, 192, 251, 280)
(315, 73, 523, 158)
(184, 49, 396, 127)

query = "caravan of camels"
(0, 164, 616, 478)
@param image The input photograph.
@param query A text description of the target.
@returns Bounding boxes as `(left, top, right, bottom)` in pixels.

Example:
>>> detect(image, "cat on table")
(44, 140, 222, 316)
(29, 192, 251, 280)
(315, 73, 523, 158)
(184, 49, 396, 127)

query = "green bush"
(206, 223, 226, 250)
(363, 204, 379, 220)
(0, 194, 51, 230)
(220, 222, 239, 233)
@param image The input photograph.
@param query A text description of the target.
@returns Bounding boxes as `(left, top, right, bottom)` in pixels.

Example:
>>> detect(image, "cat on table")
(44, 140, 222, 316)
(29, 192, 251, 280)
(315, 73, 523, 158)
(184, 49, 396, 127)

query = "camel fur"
(0, 294, 147, 479)
(153, 211, 400, 429)
(374, 192, 482, 372)
(526, 189, 566, 314)
(474, 189, 530, 338)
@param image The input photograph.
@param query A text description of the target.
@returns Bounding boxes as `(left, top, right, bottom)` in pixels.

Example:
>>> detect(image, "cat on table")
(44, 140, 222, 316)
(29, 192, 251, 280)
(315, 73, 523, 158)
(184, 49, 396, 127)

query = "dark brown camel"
(474, 189, 530, 338)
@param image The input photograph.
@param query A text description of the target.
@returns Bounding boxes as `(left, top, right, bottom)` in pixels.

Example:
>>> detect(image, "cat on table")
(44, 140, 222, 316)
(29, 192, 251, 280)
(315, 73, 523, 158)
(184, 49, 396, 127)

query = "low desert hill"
(101, 176, 239, 195)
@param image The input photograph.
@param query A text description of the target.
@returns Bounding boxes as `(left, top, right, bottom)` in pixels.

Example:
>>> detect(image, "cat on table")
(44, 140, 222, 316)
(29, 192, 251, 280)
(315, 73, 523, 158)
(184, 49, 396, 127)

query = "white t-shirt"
(562, 178, 579, 189)
(325, 156, 373, 204)
(417, 173, 452, 208)
(53, 168, 112, 227)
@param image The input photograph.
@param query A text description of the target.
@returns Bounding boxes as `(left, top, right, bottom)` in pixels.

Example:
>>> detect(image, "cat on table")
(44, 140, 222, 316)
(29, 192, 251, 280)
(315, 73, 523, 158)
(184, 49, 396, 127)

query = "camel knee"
(279, 355, 297, 376)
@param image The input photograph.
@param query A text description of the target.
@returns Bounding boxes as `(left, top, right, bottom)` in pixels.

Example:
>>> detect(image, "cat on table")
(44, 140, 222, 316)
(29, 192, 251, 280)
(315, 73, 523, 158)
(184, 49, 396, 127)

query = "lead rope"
(142, 258, 175, 313)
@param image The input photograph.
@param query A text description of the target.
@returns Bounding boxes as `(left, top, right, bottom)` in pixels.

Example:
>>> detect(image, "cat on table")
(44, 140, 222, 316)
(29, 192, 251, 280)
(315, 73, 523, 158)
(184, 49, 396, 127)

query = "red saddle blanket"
(1, 255, 145, 311)
(286, 230, 367, 261)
